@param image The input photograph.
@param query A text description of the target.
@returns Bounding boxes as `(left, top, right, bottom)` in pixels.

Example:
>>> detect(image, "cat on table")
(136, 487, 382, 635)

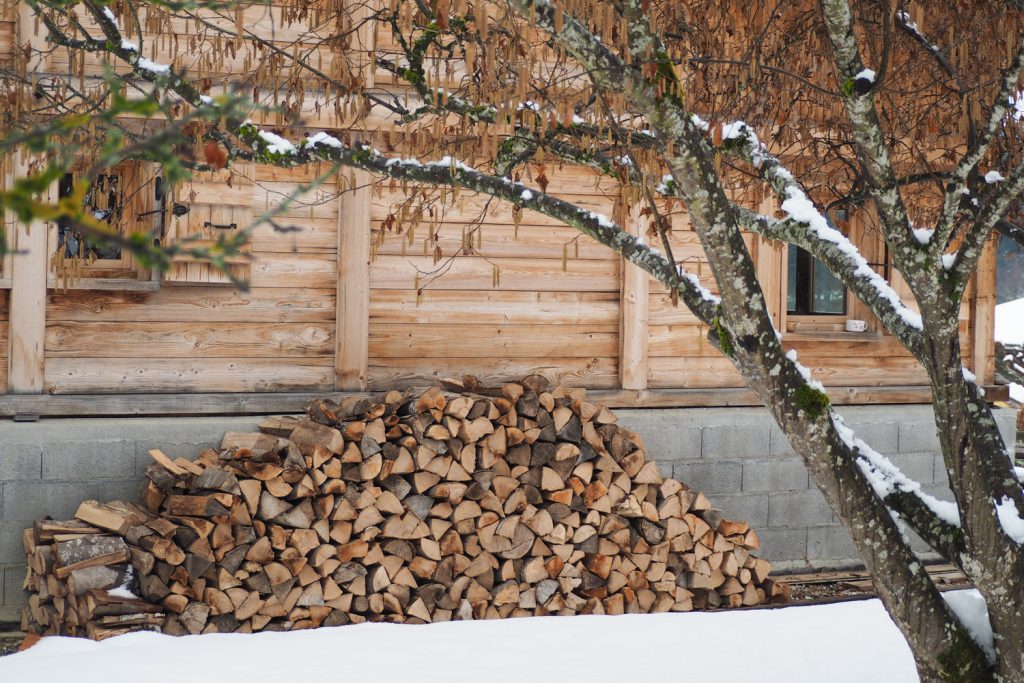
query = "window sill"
(784, 330, 887, 343)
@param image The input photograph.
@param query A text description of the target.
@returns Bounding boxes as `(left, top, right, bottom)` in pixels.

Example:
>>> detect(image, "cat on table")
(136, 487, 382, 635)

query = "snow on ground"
(0, 596, 931, 683)
(995, 297, 1024, 402)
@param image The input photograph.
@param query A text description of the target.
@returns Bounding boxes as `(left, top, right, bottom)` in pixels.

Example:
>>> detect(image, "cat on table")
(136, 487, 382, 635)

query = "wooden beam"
(971, 234, 998, 385)
(335, 169, 372, 390)
(0, 385, 939, 418)
(619, 199, 648, 390)
(7, 154, 48, 393)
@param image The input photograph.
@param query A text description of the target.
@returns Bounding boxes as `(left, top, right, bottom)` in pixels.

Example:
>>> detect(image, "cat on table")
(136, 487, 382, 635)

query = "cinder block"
(807, 525, 857, 561)
(0, 447, 42, 480)
(993, 408, 1017, 451)
(887, 452, 936, 485)
(768, 488, 835, 528)
(755, 527, 807, 563)
(920, 483, 955, 504)
(704, 492, 769, 528)
(100, 479, 145, 504)
(701, 423, 771, 459)
(42, 441, 136, 480)
(672, 462, 742, 495)
(768, 425, 795, 457)
(2, 481, 104, 522)
(844, 421, 899, 454)
(615, 412, 702, 461)
(0, 524, 27, 564)
(898, 421, 940, 453)
(742, 459, 809, 492)
(2, 564, 28, 616)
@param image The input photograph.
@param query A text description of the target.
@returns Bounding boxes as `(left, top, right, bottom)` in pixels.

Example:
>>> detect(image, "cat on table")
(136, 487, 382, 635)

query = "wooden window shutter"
(163, 164, 253, 284)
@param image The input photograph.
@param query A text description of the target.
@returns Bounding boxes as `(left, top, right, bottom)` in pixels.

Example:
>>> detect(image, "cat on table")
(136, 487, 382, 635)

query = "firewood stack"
(21, 516, 166, 639)
(21, 376, 788, 638)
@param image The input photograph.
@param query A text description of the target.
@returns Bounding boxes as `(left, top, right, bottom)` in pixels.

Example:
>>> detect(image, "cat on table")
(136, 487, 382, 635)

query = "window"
(787, 244, 846, 315)
(48, 162, 161, 290)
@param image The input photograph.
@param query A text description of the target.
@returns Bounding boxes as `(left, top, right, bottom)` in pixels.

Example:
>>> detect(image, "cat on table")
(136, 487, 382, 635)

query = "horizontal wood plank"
(46, 322, 334, 358)
(369, 323, 618, 358)
(372, 223, 614, 261)
(369, 290, 619, 325)
(45, 358, 334, 393)
(370, 255, 619, 292)
(372, 190, 615, 228)
(250, 253, 336, 288)
(0, 385, 940, 418)
(47, 288, 335, 323)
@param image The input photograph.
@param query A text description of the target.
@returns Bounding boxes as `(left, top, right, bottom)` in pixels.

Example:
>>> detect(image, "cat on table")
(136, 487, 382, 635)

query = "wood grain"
(337, 171, 371, 390)
(45, 322, 334, 358)
(370, 255, 619, 292)
(369, 290, 619, 325)
(45, 357, 334, 393)
(369, 323, 618, 358)
(47, 288, 336, 323)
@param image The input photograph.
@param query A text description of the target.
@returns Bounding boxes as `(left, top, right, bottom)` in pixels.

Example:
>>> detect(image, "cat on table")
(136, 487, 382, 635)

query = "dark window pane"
(812, 259, 845, 314)
(787, 244, 798, 313)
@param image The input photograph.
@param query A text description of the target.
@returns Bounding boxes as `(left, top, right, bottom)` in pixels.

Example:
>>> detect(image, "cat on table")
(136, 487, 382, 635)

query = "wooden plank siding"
(366, 168, 623, 389)
(26, 155, 976, 400)
(42, 168, 340, 394)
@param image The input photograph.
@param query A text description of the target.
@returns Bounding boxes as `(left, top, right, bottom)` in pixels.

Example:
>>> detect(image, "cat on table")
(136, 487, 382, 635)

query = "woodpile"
(21, 377, 788, 638)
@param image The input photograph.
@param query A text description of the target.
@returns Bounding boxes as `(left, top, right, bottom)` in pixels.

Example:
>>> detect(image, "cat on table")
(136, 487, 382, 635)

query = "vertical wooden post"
(335, 170, 372, 391)
(7, 155, 48, 393)
(620, 200, 649, 391)
(971, 234, 998, 386)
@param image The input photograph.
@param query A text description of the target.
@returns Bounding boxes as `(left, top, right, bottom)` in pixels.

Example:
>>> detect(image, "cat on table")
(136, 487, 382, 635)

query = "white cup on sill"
(845, 319, 868, 333)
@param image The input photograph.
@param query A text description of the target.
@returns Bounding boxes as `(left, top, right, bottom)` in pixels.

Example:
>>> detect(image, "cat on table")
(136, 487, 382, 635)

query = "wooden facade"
(0, 5, 1000, 410)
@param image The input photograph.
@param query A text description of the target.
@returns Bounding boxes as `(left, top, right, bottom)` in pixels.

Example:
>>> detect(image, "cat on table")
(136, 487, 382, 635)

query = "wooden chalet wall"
(42, 167, 338, 393)
(367, 169, 621, 390)
(0, 3, 999, 405)
(7, 153, 986, 400)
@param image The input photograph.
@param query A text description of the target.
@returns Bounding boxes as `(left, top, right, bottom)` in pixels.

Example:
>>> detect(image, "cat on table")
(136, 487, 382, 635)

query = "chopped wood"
(22, 380, 783, 638)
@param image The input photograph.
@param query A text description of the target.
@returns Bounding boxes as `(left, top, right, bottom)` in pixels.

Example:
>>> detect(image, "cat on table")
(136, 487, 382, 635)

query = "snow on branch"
(236, 123, 722, 322)
(711, 122, 926, 353)
(831, 413, 966, 562)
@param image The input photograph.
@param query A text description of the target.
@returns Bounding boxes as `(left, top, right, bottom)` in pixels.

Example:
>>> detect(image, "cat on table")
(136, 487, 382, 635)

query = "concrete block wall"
(0, 406, 1017, 621)
(615, 405, 1018, 573)
(0, 417, 261, 623)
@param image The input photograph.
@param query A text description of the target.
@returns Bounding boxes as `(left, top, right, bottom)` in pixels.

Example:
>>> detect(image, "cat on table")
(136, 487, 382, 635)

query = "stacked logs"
(21, 514, 166, 639)
(22, 377, 788, 637)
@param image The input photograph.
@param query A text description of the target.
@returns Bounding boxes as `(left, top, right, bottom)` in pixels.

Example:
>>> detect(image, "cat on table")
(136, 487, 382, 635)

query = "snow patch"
(0, 599, 925, 683)
(120, 40, 138, 53)
(679, 269, 720, 304)
(135, 56, 170, 74)
(911, 227, 934, 245)
(984, 170, 1005, 184)
(841, 414, 962, 526)
(995, 297, 1024, 344)
(101, 6, 120, 27)
(520, 189, 534, 201)
(106, 586, 138, 600)
(304, 131, 343, 149)
(854, 68, 876, 83)
(942, 590, 995, 663)
(994, 496, 1024, 544)
(941, 252, 958, 271)
(256, 130, 296, 155)
(785, 349, 826, 394)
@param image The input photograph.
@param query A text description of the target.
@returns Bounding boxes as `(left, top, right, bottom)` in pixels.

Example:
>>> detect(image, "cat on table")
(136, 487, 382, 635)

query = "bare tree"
(5, 0, 1024, 678)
